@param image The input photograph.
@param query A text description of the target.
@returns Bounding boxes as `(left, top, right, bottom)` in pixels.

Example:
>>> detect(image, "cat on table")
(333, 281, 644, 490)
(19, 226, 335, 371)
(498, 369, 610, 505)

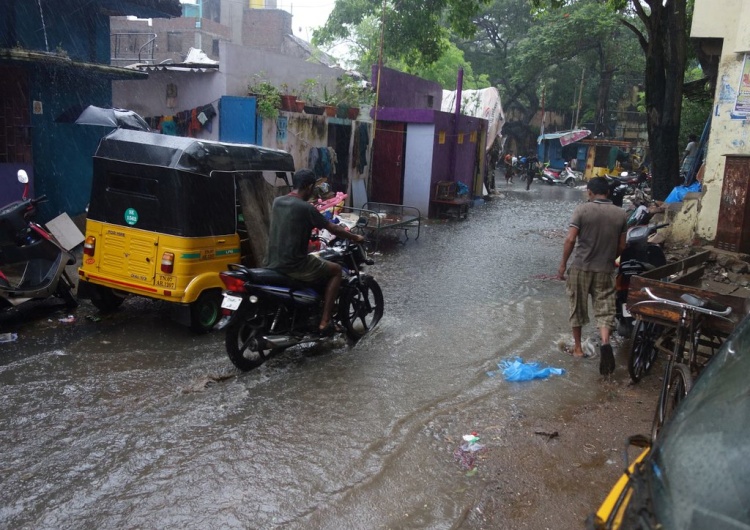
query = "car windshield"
(648, 313, 750, 528)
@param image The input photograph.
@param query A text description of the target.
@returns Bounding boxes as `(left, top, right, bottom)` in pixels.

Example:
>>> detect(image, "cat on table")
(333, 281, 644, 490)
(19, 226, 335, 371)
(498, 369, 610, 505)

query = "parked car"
(77, 129, 295, 332)
(587, 310, 750, 529)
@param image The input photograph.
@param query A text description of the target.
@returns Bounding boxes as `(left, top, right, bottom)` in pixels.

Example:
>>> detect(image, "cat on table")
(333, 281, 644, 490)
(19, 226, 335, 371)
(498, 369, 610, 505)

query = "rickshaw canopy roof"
(94, 129, 296, 176)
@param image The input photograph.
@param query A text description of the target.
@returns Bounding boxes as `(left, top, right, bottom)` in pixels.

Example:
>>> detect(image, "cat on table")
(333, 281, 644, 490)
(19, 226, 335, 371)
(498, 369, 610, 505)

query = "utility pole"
(574, 69, 585, 129)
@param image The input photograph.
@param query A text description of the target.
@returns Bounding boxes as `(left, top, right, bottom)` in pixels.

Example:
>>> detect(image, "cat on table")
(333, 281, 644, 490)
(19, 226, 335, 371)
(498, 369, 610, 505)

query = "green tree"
(313, 0, 491, 68)
(390, 43, 491, 89)
(534, 0, 689, 201)
(458, 0, 642, 152)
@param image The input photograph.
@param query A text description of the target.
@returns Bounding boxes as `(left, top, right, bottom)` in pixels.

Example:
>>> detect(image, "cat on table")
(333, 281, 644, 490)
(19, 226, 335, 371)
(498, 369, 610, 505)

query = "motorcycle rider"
(265, 168, 366, 336)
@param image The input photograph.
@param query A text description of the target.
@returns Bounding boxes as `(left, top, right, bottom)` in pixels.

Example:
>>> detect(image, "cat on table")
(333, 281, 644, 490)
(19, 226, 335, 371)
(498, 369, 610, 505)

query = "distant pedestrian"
(558, 177, 628, 375)
(526, 155, 539, 191)
(504, 153, 514, 184)
(681, 134, 698, 183)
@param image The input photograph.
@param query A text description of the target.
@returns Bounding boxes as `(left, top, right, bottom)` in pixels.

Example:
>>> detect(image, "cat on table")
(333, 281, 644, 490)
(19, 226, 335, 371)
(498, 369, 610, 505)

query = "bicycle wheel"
(627, 321, 661, 383)
(651, 331, 686, 442)
(662, 363, 693, 424)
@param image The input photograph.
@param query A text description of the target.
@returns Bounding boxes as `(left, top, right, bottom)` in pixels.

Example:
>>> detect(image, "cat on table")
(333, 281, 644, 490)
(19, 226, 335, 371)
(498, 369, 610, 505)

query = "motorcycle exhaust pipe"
(263, 335, 304, 348)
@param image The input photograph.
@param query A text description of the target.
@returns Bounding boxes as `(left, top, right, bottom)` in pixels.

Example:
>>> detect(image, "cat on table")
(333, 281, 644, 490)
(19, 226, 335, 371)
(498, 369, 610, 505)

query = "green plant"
(335, 74, 373, 107)
(247, 73, 281, 120)
(299, 78, 321, 106)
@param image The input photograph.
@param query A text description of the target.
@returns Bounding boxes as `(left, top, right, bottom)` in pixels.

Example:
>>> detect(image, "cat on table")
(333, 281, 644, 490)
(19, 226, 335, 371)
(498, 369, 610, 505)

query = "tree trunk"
(641, 0, 687, 202)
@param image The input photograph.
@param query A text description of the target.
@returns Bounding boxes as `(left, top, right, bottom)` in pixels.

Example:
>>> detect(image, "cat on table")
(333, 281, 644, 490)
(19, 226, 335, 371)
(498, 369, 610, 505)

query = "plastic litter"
(487, 356, 565, 381)
(0, 332, 18, 343)
(58, 315, 75, 324)
(454, 432, 485, 471)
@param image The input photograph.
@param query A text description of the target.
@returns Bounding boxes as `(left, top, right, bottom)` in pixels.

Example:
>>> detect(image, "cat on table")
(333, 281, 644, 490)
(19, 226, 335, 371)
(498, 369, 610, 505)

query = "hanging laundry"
(319, 147, 332, 177)
(308, 147, 321, 176)
(357, 123, 369, 174)
(160, 116, 177, 135)
(327, 146, 338, 176)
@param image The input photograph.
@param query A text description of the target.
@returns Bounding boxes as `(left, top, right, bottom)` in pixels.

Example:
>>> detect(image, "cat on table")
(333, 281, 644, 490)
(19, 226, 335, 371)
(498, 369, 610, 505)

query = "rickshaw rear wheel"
(91, 285, 126, 312)
(190, 289, 222, 333)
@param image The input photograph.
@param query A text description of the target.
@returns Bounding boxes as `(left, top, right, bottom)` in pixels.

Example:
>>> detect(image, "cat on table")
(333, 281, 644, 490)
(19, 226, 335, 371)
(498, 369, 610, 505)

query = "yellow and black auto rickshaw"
(77, 129, 295, 332)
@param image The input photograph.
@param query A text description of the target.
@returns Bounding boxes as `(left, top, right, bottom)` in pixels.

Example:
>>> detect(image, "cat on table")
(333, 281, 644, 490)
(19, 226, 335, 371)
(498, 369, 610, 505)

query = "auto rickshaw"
(77, 129, 295, 332)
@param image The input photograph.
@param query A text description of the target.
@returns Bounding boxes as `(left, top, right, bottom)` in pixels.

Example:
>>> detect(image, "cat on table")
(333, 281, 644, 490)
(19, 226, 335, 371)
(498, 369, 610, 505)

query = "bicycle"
(628, 287, 732, 441)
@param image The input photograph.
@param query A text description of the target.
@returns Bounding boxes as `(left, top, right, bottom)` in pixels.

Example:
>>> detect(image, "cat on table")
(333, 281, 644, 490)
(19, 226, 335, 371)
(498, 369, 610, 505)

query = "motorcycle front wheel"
(339, 276, 384, 341)
(225, 314, 274, 371)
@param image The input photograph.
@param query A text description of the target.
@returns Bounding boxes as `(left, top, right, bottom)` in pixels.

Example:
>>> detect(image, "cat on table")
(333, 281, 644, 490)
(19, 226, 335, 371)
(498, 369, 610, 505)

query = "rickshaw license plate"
(622, 303, 631, 318)
(221, 294, 242, 310)
(155, 275, 176, 289)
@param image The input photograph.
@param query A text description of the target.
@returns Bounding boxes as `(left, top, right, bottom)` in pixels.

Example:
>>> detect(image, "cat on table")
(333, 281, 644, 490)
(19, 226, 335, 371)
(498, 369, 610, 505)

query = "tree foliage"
(312, 0, 491, 68)
(457, 0, 643, 153)
(533, 0, 689, 201)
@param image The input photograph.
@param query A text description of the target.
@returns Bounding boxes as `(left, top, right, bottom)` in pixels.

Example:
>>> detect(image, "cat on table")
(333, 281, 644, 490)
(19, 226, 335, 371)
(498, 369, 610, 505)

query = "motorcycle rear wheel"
(225, 314, 273, 371)
(339, 276, 384, 341)
(56, 273, 78, 310)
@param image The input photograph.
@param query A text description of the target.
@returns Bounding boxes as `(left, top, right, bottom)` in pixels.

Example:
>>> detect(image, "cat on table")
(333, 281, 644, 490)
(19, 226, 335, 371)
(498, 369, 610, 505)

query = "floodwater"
(1, 183, 607, 529)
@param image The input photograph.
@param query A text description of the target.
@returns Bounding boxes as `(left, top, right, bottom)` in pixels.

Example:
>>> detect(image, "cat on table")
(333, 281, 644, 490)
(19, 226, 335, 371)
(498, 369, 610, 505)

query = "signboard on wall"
(732, 53, 750, 119)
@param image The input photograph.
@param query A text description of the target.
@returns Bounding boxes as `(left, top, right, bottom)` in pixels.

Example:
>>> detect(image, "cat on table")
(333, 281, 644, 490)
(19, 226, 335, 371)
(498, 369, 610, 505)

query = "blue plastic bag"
(487, 357, 565, 381)
(664, 180, 701, 203)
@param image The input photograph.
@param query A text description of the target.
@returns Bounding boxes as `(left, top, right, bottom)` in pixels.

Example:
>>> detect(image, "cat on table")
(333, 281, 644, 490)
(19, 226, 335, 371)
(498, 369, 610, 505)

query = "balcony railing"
(111, 33, 157, 66)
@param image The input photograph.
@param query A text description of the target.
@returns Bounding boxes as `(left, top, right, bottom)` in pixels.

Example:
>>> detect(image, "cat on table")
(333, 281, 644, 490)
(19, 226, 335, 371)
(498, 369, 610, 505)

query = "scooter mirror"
(17, 169, 29, 184)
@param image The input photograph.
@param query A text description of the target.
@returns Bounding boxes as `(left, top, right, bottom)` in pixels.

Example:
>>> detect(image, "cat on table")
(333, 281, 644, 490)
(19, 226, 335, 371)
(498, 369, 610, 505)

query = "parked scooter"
(0, 170, 78, 311)
(614, 222, 669, 338)
(604, 174, 628, 207)
(541, 163, 579, 187)
(215, 226, 383, 372)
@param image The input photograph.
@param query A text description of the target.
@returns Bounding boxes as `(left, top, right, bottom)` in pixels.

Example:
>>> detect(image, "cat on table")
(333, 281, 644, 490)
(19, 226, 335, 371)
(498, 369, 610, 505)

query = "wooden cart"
(626, 250, 750, 439)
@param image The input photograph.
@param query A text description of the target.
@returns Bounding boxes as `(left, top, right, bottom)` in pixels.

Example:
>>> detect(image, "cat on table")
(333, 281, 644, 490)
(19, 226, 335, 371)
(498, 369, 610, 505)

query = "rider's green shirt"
(264, 193, 328, 272)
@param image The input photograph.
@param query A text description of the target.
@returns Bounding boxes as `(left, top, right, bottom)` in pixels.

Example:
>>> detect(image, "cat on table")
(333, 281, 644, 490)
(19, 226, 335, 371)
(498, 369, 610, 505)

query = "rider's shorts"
(285, 254, 331, 284)
(565, 267, 616, 329)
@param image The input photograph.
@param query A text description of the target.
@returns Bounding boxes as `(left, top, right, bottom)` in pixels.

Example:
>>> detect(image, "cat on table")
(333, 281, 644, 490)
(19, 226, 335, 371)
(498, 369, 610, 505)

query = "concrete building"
(110, 0, 337, 67)
(680, 0, 750, 250)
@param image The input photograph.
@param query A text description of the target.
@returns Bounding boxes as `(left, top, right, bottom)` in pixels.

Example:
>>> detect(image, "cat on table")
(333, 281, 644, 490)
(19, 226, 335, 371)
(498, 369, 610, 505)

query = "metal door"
(219, 96, 259, 144)
(370, 122, 405, 204)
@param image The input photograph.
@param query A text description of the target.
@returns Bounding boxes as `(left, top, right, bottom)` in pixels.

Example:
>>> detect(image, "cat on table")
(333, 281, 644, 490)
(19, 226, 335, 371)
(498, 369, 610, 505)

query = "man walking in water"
(558, 177, 628, 375)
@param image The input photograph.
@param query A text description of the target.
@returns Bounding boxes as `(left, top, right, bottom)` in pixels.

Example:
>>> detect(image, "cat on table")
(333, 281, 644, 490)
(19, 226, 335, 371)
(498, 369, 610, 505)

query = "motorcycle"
(541, 163, 579, 188)
(215, 226, 383, 371)
(614, 221, 669, 339)
(0, 170, 78, 312)
(614, 169, 651, 195)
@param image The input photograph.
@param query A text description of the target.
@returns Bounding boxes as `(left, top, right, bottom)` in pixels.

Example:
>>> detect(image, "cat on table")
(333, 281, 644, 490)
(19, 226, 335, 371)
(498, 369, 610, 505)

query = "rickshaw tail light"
(161, 252, 175, 273)
(83, 236, 96, 256)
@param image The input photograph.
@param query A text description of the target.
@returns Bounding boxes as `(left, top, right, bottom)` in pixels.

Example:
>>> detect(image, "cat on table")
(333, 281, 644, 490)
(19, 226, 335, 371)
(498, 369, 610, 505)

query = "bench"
(431, 198, 471, 220)
(430, 180, 471, 219)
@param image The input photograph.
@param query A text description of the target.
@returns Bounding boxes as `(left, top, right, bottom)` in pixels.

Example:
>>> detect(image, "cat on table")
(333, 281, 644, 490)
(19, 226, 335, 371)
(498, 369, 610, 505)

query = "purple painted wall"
(371, 67, 487, 215)
(371, 66, 443, 110)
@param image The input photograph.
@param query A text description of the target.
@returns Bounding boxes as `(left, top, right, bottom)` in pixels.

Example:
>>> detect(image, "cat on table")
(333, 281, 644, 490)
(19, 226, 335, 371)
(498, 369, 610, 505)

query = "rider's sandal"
(319, 322, 343, 338)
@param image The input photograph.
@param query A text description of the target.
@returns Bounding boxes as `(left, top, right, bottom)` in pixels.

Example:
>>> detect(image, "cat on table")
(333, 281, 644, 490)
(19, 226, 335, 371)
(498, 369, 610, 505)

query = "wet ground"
(0, 181, 661, 529)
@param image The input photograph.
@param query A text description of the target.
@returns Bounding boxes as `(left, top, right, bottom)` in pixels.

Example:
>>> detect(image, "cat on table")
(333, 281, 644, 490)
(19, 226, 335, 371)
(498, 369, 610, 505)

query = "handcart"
(625, 250, 750, 440)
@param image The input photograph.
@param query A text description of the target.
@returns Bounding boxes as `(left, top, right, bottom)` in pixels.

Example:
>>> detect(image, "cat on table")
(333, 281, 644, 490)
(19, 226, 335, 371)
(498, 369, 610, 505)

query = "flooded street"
(1, 184, 645, 529)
